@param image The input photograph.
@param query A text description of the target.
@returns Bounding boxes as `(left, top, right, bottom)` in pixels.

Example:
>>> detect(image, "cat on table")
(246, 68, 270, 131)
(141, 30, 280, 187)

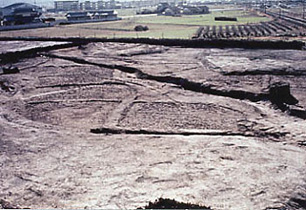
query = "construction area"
(1, 1, 306, 209)
(0, 37, 306, 209)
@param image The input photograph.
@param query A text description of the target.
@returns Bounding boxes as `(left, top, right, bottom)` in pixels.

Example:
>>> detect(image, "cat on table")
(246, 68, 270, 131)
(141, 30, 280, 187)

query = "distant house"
(66, 12, 91, 20)
(0, 3, 42, 26)
(183, 6, 209, 15)
(66, 9, 118, 21)
(92, 9, 117, 19)
(164, 8, 175, 16)
(54, 0, 79, 11)
(156, 2, 170, 14)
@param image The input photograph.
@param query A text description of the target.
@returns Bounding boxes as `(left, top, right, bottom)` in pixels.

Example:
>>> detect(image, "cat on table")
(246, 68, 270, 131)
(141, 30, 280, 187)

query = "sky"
(0, 0, 54, 7)
(1, 0, 137, 7)
(0, 0, 204, 8)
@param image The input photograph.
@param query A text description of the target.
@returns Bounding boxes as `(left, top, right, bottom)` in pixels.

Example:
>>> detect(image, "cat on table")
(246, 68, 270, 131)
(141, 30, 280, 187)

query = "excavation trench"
(43, 53, 268, 102)
(1, 41, 303, 117)
(90, 127, 288, 139)
(36, 81, 130, 89)
(26, 99, 122, 105)
(222, 69, 306, 76)
(1, 40, 306, 210)
(90, 127, 244, 136)
(42, 53, 306, 120)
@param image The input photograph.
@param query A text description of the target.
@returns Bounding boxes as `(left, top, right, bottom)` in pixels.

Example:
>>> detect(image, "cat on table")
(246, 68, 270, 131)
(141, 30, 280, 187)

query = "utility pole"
(303, 0, 305, 19)
(279, 0, 281, 19)
(263, 0, 267, 14)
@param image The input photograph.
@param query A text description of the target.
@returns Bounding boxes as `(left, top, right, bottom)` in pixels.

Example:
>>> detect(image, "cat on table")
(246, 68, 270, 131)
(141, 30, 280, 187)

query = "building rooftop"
(54, 0, 79, 2)
(3, 3, 41, 10)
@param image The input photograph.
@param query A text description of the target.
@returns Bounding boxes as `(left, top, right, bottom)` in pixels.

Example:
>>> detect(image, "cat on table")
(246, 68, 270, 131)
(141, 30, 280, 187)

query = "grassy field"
(268, 6, 305, 18)
(116, 8, 138, 17)
(136, 10, 270, 26)
(0, 9, 272, 39)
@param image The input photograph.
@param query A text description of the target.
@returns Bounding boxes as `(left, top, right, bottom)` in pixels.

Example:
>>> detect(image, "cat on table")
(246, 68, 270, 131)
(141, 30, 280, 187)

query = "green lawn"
(72, 21, 198, 39)
(76, 9, 271, 39)
(135, 10, 270, 26)
(116, 8, 137, 17)
(112, 24, 199, 39)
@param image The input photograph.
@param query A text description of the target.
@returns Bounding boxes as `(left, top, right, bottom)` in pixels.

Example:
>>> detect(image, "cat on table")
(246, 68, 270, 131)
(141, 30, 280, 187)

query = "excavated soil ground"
(1, 41, 306, 209)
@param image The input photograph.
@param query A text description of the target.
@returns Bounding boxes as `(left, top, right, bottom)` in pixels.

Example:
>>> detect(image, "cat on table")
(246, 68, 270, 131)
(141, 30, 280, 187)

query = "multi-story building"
(84, 1, 92, 10)
(91, 2, 98, 10)
(79, 2, 84, 10)
(97, 1, 104, 10)
(55, 0, 175, 12)
(54, 1, 79, 11)
(105, 0, 116, 9)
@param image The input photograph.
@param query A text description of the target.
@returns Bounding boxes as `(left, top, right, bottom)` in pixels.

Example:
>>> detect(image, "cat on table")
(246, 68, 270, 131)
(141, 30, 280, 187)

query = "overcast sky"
(1, 0, 138, 7)
(0, 0, 55, 7)
(1, 0, 134, 8)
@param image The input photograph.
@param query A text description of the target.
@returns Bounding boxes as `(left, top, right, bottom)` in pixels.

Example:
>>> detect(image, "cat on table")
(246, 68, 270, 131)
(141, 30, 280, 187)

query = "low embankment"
(0, 36, 304, 50)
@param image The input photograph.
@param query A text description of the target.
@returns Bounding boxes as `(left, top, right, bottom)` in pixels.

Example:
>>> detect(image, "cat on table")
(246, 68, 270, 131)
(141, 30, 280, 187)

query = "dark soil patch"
(139, 198, 211, 209)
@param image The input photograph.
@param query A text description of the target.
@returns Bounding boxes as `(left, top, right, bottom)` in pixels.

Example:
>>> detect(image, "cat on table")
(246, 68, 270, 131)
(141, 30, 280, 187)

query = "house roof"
(1, 3, 42, 17)
(54, 0, 79, 2)
(3, 3, 41, 10)
(66, 12, 90, 17)
(87, 9, 114, 13)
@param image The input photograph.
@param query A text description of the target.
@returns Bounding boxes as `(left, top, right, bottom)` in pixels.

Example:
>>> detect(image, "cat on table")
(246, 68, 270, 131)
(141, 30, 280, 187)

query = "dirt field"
(0, 41, 306, 209)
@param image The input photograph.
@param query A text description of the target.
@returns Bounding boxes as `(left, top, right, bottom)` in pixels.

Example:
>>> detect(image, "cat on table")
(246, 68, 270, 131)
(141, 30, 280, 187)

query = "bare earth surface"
(0, 41, 69, 54)
(1, 41, 306, 209)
